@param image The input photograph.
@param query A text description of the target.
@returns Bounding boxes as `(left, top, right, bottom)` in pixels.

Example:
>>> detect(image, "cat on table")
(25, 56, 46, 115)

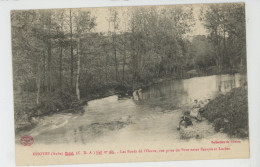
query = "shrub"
(201, 87, 248, 138)
(36, 89, 76, 115)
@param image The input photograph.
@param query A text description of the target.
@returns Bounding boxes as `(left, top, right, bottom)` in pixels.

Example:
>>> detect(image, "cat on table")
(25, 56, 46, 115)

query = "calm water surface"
(16, 74, 247, 144)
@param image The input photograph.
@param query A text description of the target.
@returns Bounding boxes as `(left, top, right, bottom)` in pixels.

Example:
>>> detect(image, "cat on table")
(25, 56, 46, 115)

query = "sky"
(88, 4, 208, 36)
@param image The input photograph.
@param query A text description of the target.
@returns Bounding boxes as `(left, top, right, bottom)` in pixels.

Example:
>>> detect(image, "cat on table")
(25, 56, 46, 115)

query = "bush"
(201, 87, 248, 138)
(35, 89, 76, 116)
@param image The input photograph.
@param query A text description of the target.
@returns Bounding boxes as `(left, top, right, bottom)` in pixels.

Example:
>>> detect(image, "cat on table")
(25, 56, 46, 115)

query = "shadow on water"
(18, 74, 247, 144)
(135, 79, 189, 110)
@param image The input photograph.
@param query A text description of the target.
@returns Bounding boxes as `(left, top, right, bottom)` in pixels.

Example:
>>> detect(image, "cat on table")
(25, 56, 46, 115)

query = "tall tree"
(74, 9, 96, 100)
(108, 8, 120, 81)
(201, 3, 246, 73)
(69, 9, 74, 91)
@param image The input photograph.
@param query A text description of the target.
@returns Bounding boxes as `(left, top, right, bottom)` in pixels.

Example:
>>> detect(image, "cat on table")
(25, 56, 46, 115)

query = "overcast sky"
(89, 4, 208, 36)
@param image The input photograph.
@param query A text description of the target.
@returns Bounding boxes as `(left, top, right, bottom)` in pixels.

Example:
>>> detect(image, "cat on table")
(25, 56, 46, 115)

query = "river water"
(16, 74, 247, 145)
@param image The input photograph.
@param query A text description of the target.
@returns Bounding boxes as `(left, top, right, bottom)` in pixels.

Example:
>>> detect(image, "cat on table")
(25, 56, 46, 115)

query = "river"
(16, 73, 247, 145)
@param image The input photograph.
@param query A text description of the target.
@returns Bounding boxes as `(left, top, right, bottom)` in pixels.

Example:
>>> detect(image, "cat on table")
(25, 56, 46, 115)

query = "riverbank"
(13, 74, 182, 129)
(201, 87, 248, 138)
(15, 73, 247, 144)
(14, 72, 246, 132)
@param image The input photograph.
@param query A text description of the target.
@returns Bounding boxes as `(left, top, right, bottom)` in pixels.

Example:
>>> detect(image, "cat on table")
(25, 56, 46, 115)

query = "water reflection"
(133, 74, 246, 110)
(216, 74, 247, 93)
(21, 74, 246, 145)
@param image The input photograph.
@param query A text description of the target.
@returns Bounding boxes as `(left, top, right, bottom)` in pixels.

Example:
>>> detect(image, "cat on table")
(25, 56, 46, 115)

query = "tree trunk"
(36, 78, 40, 105)
(59, 47, 63, 89)
(112, 12, 118, 81)
(114, 37, 118, 81)
(69, 9, 74, 93)
(76, 38, 80, 100)
(105, 48, 108, 82)
(47, 14, 52, 92)
(122, 48, 126, 82)
(43, 51, 46, 91)
(59, 12, 64, 89)
(36, 51, 42, 106)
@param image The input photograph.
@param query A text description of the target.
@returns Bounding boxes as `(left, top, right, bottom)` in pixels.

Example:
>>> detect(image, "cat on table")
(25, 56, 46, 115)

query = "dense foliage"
(200, 3, 246, 73)
(202, 87, 248, 138)
(11, 4, 246, 126)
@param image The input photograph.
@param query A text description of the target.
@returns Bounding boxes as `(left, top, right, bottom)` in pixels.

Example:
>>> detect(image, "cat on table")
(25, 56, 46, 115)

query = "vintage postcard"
(12, 2, 249, 166)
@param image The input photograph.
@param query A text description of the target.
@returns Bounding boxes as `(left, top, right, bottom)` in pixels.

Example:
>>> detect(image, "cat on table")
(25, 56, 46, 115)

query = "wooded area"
(11, 4, 246, 125)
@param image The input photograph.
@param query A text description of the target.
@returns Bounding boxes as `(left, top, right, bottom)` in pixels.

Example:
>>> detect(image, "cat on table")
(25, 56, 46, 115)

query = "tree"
(74, 9, 96, 100)
(108, 8, 120, 81)
(127, 6, 194, 82)
(200, 3, 246, 73)
(69, 9, 74, 91)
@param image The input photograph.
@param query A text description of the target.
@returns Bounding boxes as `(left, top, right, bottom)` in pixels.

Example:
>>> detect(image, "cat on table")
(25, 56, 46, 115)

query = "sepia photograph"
(11, 2, 249, 165)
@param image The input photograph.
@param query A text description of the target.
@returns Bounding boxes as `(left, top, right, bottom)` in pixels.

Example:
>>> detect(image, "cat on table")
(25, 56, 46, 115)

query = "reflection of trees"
(216, 74, 245, 93)
(132, 80, 188, 110)
(136, 74, 246, 110)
